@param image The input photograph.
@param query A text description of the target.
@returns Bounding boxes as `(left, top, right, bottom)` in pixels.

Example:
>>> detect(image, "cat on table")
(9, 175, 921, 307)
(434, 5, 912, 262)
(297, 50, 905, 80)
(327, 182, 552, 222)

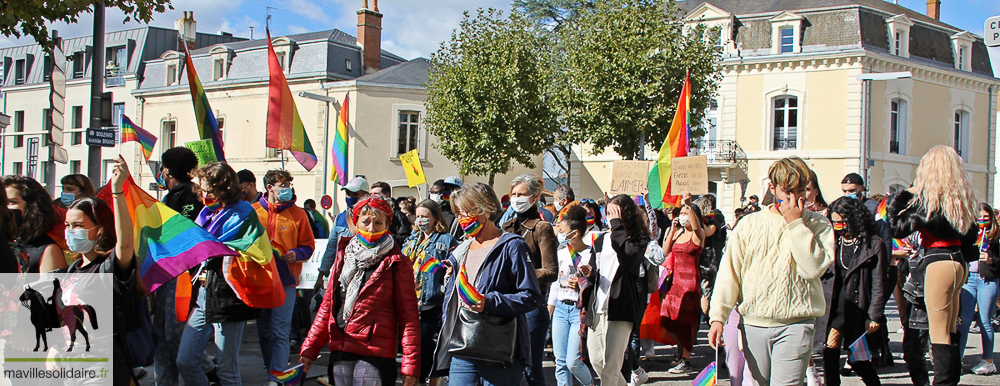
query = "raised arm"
(111, 155, 134, 270)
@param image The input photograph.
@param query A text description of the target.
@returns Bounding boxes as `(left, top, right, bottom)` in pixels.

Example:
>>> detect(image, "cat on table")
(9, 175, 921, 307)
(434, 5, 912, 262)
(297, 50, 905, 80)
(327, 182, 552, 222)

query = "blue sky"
(0, 0, 997, 70)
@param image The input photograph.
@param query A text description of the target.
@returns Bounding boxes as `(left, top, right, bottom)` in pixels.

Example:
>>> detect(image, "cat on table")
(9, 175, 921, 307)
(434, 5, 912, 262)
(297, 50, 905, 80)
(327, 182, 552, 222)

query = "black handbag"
(448, 307, 517, 366)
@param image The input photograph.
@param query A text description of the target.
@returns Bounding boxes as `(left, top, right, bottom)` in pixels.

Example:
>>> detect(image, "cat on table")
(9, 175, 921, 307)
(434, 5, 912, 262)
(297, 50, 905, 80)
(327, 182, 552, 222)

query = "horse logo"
(17, 278, 98, 352)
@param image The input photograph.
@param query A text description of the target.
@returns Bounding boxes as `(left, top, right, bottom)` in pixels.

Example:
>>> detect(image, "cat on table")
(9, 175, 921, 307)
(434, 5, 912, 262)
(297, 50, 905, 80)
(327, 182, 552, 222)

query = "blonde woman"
(887, 145, 979, 386)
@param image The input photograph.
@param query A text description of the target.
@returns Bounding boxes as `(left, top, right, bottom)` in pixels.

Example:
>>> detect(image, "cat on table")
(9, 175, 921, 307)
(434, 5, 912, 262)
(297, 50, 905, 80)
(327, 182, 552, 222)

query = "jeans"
(177, 288, 246, 386)
(449, 356, 525, 386)
(524, 304, 549, 386)
(551, 302, 593, 386)
(740, 319, 815, 386)
(958, 272, 1000, 360)
(258, 286, 296, 380)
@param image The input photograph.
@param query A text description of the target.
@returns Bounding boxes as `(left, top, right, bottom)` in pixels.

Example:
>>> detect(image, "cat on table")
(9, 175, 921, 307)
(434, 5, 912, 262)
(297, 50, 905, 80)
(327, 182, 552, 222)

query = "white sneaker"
(265, 382, 280, 386)
(630, 367, 649, 386)
(971, 360, 997, 375)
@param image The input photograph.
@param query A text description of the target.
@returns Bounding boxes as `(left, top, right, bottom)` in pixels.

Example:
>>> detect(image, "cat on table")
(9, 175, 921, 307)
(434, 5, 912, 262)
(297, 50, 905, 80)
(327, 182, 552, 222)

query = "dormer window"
(161, 51, 183, 86)
(951, 31, 975, 72)
(886, 14, 913, 58)
(72, 51, 85, 78)
(684, 3, 736, 55)
(770, 12, 804, 55)
(271, 37, 296, 74)
(208, 44, 233, 81)
(345, 59, 352, 71)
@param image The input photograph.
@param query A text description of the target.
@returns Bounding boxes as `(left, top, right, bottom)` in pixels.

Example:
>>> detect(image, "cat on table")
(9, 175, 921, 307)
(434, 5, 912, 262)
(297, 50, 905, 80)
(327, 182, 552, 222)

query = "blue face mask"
(65, 228, 97, 253)
(844, 193, 858, 200)
(345, 196, 359, 208)
(276, 187, 294, 203)
(60, 192, 76, 206)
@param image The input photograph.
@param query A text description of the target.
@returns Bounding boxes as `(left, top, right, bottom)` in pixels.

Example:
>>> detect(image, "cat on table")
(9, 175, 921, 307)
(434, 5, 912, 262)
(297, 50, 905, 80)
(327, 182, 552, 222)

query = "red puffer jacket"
(300, 237, 421, 377)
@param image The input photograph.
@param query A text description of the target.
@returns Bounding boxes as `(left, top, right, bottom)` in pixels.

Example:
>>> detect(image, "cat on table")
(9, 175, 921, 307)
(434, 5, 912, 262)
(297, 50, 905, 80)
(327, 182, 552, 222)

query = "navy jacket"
(432, 232, 543, 371)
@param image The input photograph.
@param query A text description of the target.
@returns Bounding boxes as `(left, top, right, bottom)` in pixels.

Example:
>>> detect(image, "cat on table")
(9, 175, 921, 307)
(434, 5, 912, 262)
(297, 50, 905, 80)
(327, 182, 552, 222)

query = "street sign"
(320, 195, 333, 210)
(988, 15, 1000, 47)
(86, 127, 117, 147)
(26, 137, 39, 179)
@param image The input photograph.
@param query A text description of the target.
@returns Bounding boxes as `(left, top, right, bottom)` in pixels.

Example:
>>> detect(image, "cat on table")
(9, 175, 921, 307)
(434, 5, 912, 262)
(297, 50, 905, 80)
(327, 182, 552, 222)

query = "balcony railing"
(689, 139, 747, 165)
(105, 66, 125, 88)
(773, 138, 797, 151)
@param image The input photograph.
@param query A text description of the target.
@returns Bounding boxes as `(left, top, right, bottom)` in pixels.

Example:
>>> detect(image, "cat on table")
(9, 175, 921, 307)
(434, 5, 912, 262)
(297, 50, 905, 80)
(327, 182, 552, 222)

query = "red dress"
(660, 239, 703, 351)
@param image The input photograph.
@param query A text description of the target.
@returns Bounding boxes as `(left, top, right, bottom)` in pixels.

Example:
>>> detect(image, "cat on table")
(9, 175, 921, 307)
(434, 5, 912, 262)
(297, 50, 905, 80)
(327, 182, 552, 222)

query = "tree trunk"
(488, 174, 495, 189)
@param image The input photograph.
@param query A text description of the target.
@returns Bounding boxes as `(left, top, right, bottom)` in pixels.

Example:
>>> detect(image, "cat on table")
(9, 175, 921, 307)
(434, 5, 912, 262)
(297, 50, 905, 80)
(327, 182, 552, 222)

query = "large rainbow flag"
(265, 27, 318, 171)
(648, 70, 692, 209)
(331, 93, 350, 184)
(207, 200, 285, 308)
(182, 44, 226, 162)
(96, 177, 238, 294)
(119, 115, 156, 162)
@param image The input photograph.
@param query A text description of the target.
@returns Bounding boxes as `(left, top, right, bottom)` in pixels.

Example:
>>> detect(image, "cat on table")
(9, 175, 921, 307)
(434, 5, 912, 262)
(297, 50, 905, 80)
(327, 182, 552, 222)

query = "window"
(952, 32, 975, 72)
(14, 59, 25, 85)
(216, 117, 225, 141)
(213, 59, 225, 81)
(162, 120, 176, 149)
(71, 105, 83, 145)
(166, 64, 177, 86)
(106, 46, 126, 69)
(72, 132, 82, 145)
(112, 102, 125, 128)
(397, 111, 420, 155)
(887, 15, 912, 58)
(70, 160, 80, 175)
(958, 47, 966, 71)
(276, 52, 287, 72)
(73, 52, 85, 78)
(780, 28, 794, 53)
(42, 108, 51, 145)
(345, 59, 352, 71)
(39, 161, 47, 183)
(894, 32, 901, 56)
(43, 55, 51, 82)
(954, 110, 969, 159)
(13, 111, 24, 148)
(772, 97, 797, 150)
(12, 162, 22, 176)
(889, 99, 907, 155)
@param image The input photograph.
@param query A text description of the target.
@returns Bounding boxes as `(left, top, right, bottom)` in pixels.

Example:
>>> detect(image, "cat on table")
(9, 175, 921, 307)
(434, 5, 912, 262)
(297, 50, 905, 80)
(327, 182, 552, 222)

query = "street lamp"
(298, 91, 338, 203)
(856, 71, 912, 186)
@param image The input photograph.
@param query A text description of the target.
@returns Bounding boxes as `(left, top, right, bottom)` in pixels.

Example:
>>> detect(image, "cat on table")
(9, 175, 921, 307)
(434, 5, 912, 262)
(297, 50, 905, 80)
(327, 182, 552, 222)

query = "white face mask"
(554, 199, 565, 212)
(511, 196, 534, 213)
(678, 214, 691, 227)
(429, 193, 443, 204)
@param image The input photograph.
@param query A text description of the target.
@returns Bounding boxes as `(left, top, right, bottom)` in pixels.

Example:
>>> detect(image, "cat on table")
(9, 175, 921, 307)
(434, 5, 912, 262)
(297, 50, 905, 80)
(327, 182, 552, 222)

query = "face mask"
(276, 187, 294, 203)
(356, 228, 387, 248)
(65, 228, 97, 253)
(60, 192, 76, 206)
(979, 218, 990, 228)
(511, 196, 534, 213)
(844, 193, 859, 200)
(554, 200, 565, 212)
(441, 192, 451, 203)
(678, 214, 691, 227)
(460, 216, 484, 238)
(586, 215, 595, 227)
(156, 172, 168, 190)
(415, 218, 433, 233)
(832, 222, 846, 232)
(345, 196, 359, 208)
(203, 193, 221, 210)
(557, 231, 576, 248)
(429, 193, 443, 204)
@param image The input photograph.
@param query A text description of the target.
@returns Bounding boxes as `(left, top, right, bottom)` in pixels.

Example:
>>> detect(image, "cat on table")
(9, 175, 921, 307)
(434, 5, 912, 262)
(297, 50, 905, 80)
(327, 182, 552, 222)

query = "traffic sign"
(86, 127, 117, 147)
(320, 195, 333, 210)
(987, 15, 1000, 47)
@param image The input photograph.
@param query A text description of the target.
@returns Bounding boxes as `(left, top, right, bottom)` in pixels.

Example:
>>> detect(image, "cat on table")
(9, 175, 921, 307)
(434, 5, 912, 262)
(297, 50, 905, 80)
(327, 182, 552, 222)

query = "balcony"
(773, 138, 797, 151)
(688, 139, 749, 183)
(105, 66, 125, 88)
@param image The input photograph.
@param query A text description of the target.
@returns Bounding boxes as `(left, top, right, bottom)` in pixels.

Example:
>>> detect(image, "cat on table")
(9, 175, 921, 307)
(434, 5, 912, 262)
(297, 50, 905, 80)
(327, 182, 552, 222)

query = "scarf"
(337, 234, 395, 328)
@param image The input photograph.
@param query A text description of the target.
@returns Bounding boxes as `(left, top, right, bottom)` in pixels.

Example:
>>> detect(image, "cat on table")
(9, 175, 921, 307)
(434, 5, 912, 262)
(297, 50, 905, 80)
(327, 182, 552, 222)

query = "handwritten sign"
(298, 238, 329, 289)
(184, 139, 217, 166)
(670, 155, 708, 196)
(400, 149, 426, 187)
(610, 160, 651, 196)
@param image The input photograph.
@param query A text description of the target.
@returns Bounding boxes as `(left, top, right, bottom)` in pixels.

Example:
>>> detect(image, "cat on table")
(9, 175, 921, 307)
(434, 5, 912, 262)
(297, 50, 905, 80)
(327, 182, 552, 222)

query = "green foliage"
(0, 0, 173, 49)
(425, 8, 558, 184)
(554, 0, 722, 160)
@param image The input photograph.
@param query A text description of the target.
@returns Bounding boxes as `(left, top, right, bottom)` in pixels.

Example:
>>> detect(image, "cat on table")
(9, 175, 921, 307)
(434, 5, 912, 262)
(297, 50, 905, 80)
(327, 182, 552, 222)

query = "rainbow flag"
(265, 28, 317, 171)
(648, 70, 692, 209)
(420, 258, 442, 273)
(892, 238, 908, 251)
(269, 364, 303, 384)
(213, 202, 285, 308)
(567, 243, 583, 269)
(120, 115, 156, 162)
(692, 360, 716, 386)
(96, 177, 238, 294)
(181, 44, 225, 162)
(457, 265, 485, 306)
(331, 92, 350, 184)
(874, 197, 888, 222)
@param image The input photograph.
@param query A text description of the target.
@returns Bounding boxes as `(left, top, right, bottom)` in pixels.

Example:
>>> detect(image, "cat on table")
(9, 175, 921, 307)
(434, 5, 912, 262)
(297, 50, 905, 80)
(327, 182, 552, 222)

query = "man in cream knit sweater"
(708, 157, 836, 386)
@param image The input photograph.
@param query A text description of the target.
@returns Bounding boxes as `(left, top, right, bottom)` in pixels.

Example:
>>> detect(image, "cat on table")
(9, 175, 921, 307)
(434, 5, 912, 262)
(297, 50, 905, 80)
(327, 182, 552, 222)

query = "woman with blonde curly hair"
(887, 145, 979, 386)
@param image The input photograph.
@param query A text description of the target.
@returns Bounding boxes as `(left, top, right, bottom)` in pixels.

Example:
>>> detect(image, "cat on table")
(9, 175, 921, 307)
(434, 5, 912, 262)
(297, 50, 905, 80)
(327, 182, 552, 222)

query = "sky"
(0, 0, 997, 70)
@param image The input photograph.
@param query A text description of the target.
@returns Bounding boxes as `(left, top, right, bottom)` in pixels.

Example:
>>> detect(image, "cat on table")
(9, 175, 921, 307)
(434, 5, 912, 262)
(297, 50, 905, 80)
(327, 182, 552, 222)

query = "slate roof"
(354, 57, 430, 87)
(679, 0, 994, 78)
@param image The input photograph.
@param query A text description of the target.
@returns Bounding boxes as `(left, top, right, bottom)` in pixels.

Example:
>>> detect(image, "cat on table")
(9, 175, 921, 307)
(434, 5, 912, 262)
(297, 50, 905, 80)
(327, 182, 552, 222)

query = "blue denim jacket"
(402, 231, 457, 309)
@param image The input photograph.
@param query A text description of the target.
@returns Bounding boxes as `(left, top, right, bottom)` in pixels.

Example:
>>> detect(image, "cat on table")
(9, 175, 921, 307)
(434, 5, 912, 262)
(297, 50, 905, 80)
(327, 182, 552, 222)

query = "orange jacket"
(253, 196, 316, 287)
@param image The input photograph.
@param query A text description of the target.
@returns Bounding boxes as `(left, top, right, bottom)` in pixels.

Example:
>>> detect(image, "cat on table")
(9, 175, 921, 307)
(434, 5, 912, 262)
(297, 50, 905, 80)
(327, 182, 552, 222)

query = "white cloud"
(288, 25, 309, 34)
(285, 0, 332, 24)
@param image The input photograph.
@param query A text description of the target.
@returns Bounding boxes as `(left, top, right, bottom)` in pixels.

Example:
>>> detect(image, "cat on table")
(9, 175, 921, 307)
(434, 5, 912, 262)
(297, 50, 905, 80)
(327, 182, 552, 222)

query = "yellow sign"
(400, 149, 426, 187)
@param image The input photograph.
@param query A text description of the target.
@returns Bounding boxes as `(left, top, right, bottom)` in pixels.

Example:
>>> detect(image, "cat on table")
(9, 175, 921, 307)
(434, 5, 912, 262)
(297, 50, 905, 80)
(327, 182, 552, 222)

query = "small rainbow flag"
(119, 115, 156, 162)
(874, 197, 888, 222)
(269, 364, 303, 384)
(567, 243, 583, 269)
(977, 230, 989, 252)
(457, 265, 485, 306)
(892, 238, 907, 251)
(420, 258, 442, 273)
(692, 360, 716, 386)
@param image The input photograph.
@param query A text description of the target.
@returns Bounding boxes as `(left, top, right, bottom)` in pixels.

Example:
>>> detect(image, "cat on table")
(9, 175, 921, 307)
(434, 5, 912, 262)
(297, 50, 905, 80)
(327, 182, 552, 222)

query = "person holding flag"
(548, 205, 594, 386)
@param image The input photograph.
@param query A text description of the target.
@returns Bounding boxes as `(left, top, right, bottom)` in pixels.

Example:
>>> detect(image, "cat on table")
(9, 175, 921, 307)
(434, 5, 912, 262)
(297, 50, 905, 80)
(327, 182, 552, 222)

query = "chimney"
(174, 11, 198, 51)
(926, 0, 941, 20)
(357, 0, 382, 74)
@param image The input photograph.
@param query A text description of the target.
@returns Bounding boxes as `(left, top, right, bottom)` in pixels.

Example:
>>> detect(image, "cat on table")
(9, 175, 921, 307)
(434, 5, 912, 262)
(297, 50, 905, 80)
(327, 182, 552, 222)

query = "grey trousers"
(740, 319, 816, 386)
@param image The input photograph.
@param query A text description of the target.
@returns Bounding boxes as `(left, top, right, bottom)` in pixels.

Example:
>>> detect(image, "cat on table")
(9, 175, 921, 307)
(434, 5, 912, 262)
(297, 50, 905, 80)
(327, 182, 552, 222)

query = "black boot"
(850, 360, 882, 386)
(903, 327, 930, 386)
(950, 333, 963, 377)
(931, 343, 960, 386)
(823, 348, 842, 386)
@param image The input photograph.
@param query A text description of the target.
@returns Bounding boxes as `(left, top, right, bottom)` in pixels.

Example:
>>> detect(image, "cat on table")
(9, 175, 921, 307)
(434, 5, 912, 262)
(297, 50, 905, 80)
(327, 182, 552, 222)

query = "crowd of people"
(0, 144, 998, 386)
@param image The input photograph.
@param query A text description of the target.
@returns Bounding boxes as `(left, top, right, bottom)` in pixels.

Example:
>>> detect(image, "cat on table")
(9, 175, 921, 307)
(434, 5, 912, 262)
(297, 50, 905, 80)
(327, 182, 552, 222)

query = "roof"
(678, 0, 954, 30)
(188, 29, 405, 63)
(355, 57, 430, 87)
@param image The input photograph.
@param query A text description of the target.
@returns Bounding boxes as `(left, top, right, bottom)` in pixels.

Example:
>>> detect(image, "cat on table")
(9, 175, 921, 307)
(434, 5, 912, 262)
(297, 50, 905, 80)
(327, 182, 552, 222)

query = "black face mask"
(10, 208, 23, 229)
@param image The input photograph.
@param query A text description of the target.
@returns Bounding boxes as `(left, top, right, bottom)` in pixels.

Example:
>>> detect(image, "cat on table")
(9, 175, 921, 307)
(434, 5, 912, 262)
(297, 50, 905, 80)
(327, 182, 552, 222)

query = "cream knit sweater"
(709, 206, 836, 327)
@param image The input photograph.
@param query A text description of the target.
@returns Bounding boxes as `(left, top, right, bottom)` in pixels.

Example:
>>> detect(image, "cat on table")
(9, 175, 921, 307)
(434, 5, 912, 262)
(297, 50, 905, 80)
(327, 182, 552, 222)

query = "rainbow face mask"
(979, 218, 990, 228)
(460, 216, 484, 238)
(203, 193, 221, 210)
(832, 222, 846, 232)
(356, 228, 388, 248)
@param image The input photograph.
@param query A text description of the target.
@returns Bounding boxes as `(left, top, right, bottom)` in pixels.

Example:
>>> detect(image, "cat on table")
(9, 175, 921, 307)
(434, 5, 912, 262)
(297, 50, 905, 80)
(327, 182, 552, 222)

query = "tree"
(555, 0, 722, 160)
(0, 0, 173, 48)
(425, 8, 558, 187)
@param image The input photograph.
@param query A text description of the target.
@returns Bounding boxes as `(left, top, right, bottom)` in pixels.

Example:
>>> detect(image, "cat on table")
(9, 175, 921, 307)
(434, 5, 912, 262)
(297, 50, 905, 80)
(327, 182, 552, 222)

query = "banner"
(400, 149, 426, 187)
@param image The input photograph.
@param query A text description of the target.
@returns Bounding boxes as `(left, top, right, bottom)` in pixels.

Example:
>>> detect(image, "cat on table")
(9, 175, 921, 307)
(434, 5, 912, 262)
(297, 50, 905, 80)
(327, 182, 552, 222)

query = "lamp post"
(856, 71, 912, 187)
(298, 91, 338, 211)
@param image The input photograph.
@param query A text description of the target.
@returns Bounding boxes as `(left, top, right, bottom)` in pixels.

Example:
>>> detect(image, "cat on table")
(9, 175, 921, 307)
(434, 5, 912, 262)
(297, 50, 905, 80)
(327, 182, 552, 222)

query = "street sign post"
(86, 127, 117, 147)
(987, 15, 1000, 47)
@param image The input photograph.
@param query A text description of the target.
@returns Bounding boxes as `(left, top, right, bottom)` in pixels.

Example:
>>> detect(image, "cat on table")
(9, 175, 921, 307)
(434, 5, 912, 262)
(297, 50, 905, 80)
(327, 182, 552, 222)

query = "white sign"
(987, 15, 1000, 47)
(297, 238, 330, 289)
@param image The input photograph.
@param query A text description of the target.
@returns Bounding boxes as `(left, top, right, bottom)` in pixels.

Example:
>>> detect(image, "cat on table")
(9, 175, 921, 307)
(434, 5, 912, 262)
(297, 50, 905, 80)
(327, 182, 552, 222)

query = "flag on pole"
(331, 93, 350, 184)
(692, 360, 717, 386)
(265, 27, 318, 171)
(849, 333, 872, 362)
(119, 115, 157, 162)
(648, 70, 692, 209)
(400, 149, 426, 187)
(181, 44, 225, 162)
(269, 364, 304, 384)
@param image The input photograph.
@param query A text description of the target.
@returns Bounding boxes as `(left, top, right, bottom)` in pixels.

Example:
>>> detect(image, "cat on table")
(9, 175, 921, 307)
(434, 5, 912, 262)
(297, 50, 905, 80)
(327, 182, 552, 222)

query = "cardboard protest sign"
(610, 160, 651, 196)
(400, 149, 426, 187)
(670, 155, 708, 196)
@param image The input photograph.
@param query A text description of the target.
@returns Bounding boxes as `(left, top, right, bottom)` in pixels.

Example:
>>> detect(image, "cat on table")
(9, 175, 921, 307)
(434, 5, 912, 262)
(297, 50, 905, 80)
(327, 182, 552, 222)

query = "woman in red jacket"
(299, 196, 420, 386)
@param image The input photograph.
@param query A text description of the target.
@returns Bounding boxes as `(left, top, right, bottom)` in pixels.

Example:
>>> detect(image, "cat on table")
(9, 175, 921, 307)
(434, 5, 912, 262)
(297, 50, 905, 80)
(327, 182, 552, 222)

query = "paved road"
(140, 298, 999, 385)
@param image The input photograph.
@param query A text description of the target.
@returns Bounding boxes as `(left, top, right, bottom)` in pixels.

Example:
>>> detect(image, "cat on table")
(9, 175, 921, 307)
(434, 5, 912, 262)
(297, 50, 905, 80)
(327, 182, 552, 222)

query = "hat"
(841, 173, 865, 186)
(343, 176, 369, 193)
(236, 169, 256, 184)
(749, 195, 759, 200)
(443, 176, 463, 188)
